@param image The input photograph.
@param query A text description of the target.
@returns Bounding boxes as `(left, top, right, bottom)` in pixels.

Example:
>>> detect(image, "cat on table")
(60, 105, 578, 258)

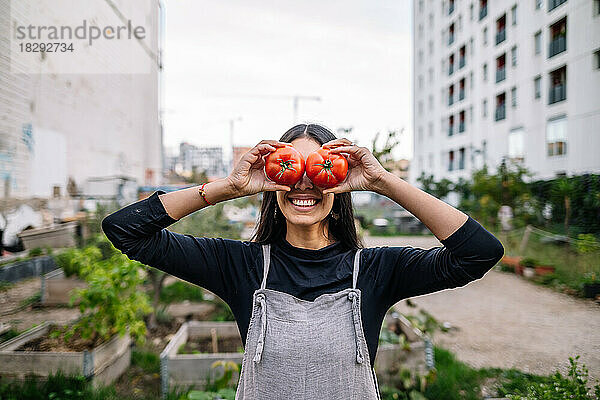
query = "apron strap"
(352, 248, 362, 290)
(260, 244, 271, 290)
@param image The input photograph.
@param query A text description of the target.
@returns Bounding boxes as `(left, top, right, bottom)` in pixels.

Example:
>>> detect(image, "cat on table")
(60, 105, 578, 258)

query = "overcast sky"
(163, 0, 413, 161)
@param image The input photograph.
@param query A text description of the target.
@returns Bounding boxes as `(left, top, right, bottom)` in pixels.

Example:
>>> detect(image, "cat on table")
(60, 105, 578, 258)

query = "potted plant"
(581, 272, 600, 299)
(534, 263, 556, 277)
(519, 257, 537, 278)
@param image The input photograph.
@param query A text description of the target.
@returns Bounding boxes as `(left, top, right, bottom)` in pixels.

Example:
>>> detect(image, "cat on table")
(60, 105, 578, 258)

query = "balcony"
(448, 33, 455, 46)
(549, 84, 566, 104)
(548, 35, 566, 58)
(495, 105, 506, 121)
(448, 63, 454, 75)
(459, 89, 465, 101)
(479, 5, 488, 20)
(458, 121, 465, 133)
(448, 95, 454, 106)
(496, 29, 506, 45)
(548, 0, 567, 12)
(459, 57, 465, 69)
(496, 67, 506, 83)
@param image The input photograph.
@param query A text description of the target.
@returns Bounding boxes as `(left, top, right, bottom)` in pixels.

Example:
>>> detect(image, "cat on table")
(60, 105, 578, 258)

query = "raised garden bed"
(0, 321, 131, 386)
(160, 321, 243, 396)
(0, 256, 58, 283)
(41, 269, 87, 305)
(375, 314, 429, 386)
(17, 222, 78, 250)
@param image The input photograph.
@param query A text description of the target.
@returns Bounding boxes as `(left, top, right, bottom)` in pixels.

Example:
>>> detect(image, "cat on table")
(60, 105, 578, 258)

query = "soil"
(15, 324, 106, 352)
(178, 336, 243, 354)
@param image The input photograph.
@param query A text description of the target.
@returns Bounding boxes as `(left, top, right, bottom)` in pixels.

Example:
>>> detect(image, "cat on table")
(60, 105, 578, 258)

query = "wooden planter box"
(160, 321, 243, 397)
(160, 317, 429, 397)
(41, 269, 87, 305)
(375, 314, 429, 387)
(17, 222, 78, 250)
(534, 265, 556, 276)
(0, 322, 131, 386)
(500, 255, 522, 269)
(0, 255, 58, 283)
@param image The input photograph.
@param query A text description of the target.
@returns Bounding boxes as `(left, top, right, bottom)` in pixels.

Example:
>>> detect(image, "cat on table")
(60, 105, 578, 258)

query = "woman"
(102, 123, 504, 399)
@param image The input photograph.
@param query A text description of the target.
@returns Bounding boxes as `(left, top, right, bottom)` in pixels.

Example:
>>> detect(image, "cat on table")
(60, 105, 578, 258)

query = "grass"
(160, 281, 204, 304)
(496, 228, 600, 296)
(131, 347, 160, 374)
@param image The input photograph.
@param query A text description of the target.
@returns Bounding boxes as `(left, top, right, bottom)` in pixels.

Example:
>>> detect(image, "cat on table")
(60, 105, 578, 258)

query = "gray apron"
(235, 244, 381, 400)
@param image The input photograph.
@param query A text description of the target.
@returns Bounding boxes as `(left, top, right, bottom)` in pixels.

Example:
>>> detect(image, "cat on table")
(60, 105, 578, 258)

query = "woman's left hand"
(320, 138, 389, 195)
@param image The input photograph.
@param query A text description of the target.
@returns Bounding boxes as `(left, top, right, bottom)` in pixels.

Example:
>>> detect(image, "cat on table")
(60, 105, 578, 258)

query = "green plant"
(53, 246, 102, 278)
(575, 234, 600, 255)
(160, 281, 204, 303)
(203, 360, 240, 392)
(131, 347, 160, 373)
(67, 253, 152, 344)
(209, 300, 235, 322)
(520, 257, 538, 268)
(581, 272, 599, 285)
(28, 247, 43, 257)
(506, 356, 600, 399)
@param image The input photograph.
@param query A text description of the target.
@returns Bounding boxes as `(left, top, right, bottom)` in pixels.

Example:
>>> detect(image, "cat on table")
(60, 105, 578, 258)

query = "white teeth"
(290, 199, 317, 207)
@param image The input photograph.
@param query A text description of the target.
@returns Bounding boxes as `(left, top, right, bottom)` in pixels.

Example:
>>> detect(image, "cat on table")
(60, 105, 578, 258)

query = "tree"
(552, 178, 575, 234)
(371, 129, 404, 169)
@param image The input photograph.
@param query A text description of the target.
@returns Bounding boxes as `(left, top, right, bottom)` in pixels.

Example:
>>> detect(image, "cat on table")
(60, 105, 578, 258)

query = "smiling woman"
(101, 123, 504, 400)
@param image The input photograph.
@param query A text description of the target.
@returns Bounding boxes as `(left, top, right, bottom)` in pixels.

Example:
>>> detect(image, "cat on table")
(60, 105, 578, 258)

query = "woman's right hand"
(226, 140, 292, 196)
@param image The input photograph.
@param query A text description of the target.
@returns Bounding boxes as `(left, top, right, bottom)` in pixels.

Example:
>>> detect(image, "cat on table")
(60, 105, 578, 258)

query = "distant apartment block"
(411, 0, 600, 186)
(179, 142, 227, 180)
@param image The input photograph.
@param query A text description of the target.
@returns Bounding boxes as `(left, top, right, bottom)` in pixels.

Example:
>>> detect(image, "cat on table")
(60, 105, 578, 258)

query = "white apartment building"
(411, 0, 600, 187)
(0, 0, 164, 199)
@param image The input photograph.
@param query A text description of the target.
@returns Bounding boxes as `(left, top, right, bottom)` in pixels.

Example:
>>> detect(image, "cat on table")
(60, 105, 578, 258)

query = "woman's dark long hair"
(250, 123, 363, 251)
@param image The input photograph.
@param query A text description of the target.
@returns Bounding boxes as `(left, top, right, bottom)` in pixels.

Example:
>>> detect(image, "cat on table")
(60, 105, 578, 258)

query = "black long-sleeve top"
(101, 190, 504, 366)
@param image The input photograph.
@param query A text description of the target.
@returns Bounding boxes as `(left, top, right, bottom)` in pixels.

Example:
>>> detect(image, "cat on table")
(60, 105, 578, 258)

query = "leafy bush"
(53, 246, 102, 278)
(66, 253, 152, 344)
(160, 281, 204, 303)
(506, 356, 600, 399)
(131, 348, 160, 373)
(520, 257, 538, 268)
(28, 247, 43, 257)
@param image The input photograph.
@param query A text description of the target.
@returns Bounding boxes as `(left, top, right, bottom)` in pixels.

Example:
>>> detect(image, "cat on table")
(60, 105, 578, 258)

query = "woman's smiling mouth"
(287, 196, 321, 211)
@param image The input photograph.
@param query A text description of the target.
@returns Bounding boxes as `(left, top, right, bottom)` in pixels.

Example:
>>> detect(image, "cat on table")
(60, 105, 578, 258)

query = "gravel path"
(365, 234, 600, 382)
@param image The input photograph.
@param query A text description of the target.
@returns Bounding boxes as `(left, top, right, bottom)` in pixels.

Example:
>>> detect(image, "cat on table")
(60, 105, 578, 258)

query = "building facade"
(0, 0, 164, 199)
(179, 142, 227, 180)
(411, 0, 600, 186)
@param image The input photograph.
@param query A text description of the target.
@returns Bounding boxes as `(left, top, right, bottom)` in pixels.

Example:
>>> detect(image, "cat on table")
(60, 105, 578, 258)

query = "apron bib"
(235, 244, 381, 400)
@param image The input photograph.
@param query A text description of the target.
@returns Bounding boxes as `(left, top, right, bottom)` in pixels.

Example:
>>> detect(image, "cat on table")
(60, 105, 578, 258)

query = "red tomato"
(305, 148, 348, 188)
(264, 144, 305, 185)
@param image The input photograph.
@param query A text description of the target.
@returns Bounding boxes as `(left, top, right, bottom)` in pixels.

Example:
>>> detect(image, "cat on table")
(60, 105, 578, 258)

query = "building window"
(419, 50, 424, 64)
(496, 15, 507, 45)
(459, 110, 466, 132)
(449, 0, 455, 15)
(448, 115, 455, 136)
(480, 0, 488, 20)
(508, 128, 525, 161)
(536, 0, 543, 10)
(418, 126, 424, 143)
(418, 24, 424, 39)
(495, 92, 506, 121)
(595, 0, 600, 15)
(448, 23, 455, 45)
(595, 49, 600, 69)
(429, 67, 434, 83)
(458, 15, 463, 32)
(458, 147, 465, 170)
(428, 122, 433, 137)
(483, 99, 488, 117)
(419, 0, 424, 13)
(511, 5, 517, 25)
(459, 78, 466, 100)
(483, 26, 488, 45)
(429, 13, 434, 26)
(534, 75, 542, 99)
(459, 45, 466, 68)
(548, 0, 567, 13)
(549, 65, 567, 104)
(483, 63, 488, 81)
(419, 101, 424, 115)
(546, 116, 567, 156)
(449, 54, 455, 75)
(534, 31, 542, 55)
(496, 54, 506, 83)
(470, 3, 474, 20)
(429, 40, 434, 55)
(511, 86, 517, 107)
(511, 46, 517, 66)
(428, 94, 433, 110)
(448, 85, 455, 105)
(549, 17, 567, 58)
(448, 150, 455, 171)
